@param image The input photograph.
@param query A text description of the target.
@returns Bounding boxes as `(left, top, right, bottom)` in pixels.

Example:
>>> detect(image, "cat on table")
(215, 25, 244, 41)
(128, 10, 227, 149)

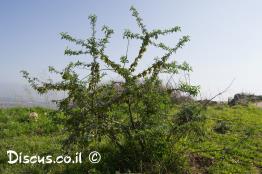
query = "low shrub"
(214, 120, 230, 134)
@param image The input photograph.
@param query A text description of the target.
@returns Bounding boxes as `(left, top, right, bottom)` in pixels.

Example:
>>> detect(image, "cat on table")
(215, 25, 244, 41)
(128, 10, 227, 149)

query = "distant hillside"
(0, 97, 56, 108)
(0, 83, 65, 108)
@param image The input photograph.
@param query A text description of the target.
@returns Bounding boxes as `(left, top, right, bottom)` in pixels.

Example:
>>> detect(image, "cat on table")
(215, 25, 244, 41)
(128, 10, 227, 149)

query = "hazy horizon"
(1, 0, 262, 101)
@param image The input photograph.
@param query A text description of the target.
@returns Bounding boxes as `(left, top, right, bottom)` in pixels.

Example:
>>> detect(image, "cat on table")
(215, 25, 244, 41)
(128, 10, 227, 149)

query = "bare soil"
(255, 102, 262, 108)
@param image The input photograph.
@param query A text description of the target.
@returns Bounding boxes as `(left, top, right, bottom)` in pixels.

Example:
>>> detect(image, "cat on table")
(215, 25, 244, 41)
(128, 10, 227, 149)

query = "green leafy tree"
(22, 6, 201, 173)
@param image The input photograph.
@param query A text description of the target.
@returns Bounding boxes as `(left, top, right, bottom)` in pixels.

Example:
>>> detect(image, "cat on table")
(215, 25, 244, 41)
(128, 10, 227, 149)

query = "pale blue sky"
(1, 0, 262, 100)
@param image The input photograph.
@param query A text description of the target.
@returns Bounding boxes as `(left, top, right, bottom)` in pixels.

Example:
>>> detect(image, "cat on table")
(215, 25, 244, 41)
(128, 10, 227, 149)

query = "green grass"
(0, 107, 66, 174)
(0, 105, 261, 173)
(184, 104, 262, 173)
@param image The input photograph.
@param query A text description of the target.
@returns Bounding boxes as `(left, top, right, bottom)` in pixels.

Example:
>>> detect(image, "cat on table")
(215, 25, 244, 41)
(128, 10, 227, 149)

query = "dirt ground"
(255, 102, 262, 108)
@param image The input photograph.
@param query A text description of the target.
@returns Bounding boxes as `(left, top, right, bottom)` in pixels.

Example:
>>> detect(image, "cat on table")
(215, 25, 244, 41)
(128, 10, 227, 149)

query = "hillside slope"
(0, 105, 261, 173)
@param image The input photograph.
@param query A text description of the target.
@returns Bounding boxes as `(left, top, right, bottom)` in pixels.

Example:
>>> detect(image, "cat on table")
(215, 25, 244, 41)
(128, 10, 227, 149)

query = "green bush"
(21, 6, 201, 173)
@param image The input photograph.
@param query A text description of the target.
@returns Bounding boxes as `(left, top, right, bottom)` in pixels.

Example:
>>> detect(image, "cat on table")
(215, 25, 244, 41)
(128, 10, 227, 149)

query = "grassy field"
(0, 105, 261, 173)
(187, 104, 262, 173)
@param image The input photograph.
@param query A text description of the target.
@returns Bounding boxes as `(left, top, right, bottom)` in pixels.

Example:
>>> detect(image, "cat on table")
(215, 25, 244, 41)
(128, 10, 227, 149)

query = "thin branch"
(202, 78, 235, 108)
(124, 39, 130, 68)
